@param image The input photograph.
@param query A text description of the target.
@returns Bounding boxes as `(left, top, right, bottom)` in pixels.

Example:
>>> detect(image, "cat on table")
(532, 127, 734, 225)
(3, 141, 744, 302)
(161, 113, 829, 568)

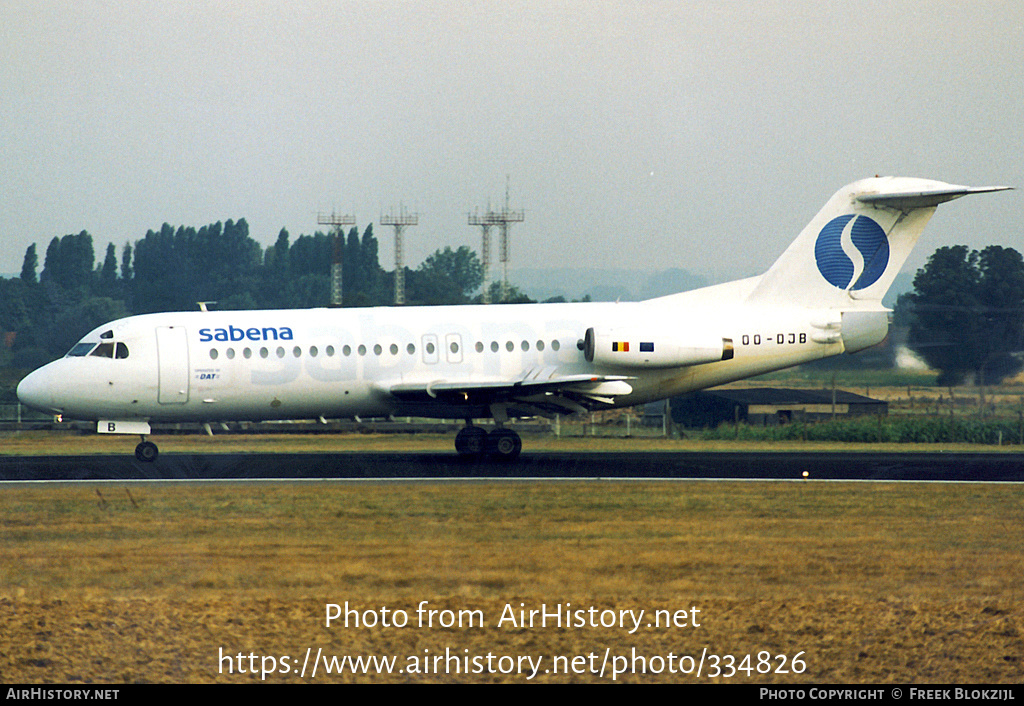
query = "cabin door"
(156, 326, 190, 404)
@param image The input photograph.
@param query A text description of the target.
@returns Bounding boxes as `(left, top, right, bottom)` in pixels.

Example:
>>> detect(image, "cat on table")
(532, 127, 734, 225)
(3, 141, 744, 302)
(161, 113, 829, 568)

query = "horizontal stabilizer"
(857, 184, 1012, 210)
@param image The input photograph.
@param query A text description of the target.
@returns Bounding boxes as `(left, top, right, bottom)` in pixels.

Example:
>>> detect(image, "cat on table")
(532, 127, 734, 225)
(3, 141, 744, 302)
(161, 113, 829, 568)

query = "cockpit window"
(90, 342, 115, 358)
(73, 341, 129, 359)
(67, 342, 97, 357)
(100, 330, 114, 339)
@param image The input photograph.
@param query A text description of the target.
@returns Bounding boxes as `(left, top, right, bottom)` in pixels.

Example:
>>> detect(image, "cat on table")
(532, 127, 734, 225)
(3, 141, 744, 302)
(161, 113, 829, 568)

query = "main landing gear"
(455, 424, 522, 460)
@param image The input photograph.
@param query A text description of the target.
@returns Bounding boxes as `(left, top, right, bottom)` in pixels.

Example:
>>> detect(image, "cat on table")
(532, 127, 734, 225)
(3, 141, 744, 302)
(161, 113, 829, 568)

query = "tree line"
(1, 220, 534, 370)
(4, 220, 1023, 389)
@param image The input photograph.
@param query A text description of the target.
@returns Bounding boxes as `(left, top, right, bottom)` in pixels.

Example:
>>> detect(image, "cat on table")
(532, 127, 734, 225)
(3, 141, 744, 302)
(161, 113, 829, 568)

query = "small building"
(666, 388, 888, 428)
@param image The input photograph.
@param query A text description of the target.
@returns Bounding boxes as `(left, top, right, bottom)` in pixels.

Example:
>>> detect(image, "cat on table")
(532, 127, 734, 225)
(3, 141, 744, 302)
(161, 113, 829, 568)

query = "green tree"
(35, 297, 129, 361)
(358, 225, 385, 304)
(475, 281, 536, 304)
(904, 245, 1024, 385)
(120, 242, 133, 284)
(98, 243, 118, 296)
(263, 228, 291, 308)
(130, 219, 262, 313)
(130, 224, 186, 313)
(20, 244, 38, 284)
(417, 246, 484, 302)
(40, 231, 95, 294)
(288, 232, 331, 277)
(342, 227, 360, 302)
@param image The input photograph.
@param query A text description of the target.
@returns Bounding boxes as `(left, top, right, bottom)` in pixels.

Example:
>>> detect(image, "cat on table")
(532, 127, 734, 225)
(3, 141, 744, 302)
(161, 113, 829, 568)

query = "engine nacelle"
(583, 327, 733, 368)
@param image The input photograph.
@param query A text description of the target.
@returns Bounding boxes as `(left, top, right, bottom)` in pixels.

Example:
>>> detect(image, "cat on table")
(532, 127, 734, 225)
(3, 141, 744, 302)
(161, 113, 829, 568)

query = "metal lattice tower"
(381, 207, 418, 305)
(491, 182, 524, 302)
(467, 209, 494, 303)
(469, 181, 524, 303)
(317, 211, 356, 307)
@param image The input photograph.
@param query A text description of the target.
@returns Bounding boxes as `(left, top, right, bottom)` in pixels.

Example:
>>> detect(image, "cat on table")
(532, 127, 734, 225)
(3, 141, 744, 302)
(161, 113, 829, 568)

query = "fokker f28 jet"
(17, 177, 1010, 461)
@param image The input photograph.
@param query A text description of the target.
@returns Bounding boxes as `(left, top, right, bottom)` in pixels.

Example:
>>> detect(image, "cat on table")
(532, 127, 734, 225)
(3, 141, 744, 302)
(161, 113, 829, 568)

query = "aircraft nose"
(17, 367, 58, 413)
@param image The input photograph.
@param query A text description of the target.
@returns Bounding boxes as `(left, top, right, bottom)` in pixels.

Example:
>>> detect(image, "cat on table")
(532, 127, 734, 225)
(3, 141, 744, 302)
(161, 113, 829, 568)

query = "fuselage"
(15, 176, 1008, 461)
(16, 282, 856, 425)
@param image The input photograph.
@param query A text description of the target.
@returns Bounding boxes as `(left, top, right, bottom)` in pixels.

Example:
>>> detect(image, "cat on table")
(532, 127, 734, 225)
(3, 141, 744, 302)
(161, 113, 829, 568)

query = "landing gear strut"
(135, 438, 158, 463)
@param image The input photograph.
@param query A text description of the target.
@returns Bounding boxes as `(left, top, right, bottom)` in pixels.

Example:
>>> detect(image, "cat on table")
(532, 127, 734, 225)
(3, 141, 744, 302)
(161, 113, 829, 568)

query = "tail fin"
(746, 177, 1011, 308)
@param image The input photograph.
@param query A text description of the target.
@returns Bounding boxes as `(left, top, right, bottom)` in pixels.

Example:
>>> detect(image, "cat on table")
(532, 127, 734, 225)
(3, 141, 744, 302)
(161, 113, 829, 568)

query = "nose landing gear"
(135, 438, 158, 463)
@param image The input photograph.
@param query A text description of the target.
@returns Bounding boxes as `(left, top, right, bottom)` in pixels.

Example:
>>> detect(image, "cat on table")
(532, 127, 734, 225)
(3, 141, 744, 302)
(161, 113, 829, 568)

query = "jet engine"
(583, 327, 733, 368)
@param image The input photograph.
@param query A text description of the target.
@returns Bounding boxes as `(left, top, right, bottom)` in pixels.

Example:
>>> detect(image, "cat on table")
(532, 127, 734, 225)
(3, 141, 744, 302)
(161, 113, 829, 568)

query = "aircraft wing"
(387, 368, 635, 416)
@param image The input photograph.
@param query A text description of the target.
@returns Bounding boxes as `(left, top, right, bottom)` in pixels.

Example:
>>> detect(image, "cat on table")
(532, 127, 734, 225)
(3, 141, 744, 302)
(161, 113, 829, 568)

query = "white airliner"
(17, 177, 1010, 461)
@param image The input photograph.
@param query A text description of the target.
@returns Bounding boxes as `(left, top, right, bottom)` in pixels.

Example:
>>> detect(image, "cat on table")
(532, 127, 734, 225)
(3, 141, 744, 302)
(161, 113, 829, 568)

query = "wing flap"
(387, 371, 634, 408)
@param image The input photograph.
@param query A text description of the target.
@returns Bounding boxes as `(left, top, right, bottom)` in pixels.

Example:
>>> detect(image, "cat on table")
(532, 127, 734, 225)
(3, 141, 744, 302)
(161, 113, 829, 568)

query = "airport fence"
(10, 404, 1017, 445)
(0, 404, 669, 439)
(697, 413, 1024, 445)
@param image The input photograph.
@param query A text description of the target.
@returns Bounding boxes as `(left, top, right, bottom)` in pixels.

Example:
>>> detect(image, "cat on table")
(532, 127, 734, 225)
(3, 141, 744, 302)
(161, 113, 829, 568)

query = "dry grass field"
(2, 478, 1023, 683)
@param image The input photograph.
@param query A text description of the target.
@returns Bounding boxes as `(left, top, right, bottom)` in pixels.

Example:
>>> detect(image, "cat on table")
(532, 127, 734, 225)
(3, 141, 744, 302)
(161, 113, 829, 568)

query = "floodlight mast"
(381, 206, 419, 305)
(469, 181, 524, 302)
(467, 209, 493, 303)
(317, 211, 356, 307)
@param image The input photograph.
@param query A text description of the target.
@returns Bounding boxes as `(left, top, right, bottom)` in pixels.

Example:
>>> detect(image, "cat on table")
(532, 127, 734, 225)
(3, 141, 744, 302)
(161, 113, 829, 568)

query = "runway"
(1, 451, 1023, 481)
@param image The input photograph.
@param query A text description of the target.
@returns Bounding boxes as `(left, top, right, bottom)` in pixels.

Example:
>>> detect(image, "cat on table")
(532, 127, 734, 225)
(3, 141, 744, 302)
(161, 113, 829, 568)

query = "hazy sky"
(2, 1, 1022, 283)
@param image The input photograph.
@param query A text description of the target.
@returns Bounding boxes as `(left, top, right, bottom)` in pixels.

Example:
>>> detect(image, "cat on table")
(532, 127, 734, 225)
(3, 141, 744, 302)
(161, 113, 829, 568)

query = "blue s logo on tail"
(813, 214, 889, 290)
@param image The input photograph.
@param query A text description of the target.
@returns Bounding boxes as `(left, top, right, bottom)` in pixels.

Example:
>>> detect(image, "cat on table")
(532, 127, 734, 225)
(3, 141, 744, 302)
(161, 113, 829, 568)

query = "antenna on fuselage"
(197, 301, 217, 312)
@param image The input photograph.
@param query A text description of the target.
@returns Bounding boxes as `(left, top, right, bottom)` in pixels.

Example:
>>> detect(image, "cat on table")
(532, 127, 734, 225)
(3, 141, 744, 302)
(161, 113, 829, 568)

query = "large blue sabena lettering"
(198, 326, 294, 342)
